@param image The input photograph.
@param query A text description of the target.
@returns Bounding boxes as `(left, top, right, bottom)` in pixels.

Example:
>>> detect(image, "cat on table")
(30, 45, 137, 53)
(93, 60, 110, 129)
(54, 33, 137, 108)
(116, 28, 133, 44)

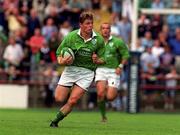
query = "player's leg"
(106, 86, 118, 101)
(96, 81, 107, 122)
(60, 85, 85, 115)
(54, 85, 70, 102)
(106, 71, 120, 101)
(95, 68, 107, 122)
(50, 85, 70, 127)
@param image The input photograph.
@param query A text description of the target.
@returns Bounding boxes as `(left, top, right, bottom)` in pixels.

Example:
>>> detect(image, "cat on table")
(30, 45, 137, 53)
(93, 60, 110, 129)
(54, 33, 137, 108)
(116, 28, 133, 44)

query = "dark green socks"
(98, 100, 106, 118)
(52, 111, 66, 124)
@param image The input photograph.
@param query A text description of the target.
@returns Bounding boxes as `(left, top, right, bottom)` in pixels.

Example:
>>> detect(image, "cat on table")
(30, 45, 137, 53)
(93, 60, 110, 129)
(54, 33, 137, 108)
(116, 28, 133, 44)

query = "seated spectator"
(138, 14, 151, 37)
(151, 39, 165, 58)
(142, 66, 158, 111)
(159, 46, 175, 74)
(3, 35, 24, 69)
(3, 35, 24, 80)
(27, 9, 41, 37)
(42, 18, 58, 41)
(151, 0, 164, 9)
(135, 39, 145, 53)
(117, 16, 131, 43)
(150, 14, 163, 39)
(141, 47, 159, 72)
(168, 27, 180, 73)
(141, 31, 154, 48)
(164, 67, 179, 110)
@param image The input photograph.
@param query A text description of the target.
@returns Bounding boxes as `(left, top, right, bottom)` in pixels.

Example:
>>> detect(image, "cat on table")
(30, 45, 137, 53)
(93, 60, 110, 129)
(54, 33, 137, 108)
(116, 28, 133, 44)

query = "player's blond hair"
(79, 11, 93, 23)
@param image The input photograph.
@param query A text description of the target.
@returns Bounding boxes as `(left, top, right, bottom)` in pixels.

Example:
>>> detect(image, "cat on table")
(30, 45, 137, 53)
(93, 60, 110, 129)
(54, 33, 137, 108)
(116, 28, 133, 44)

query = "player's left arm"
(116, 40, 130, 75)
(92, 37, 105, 64)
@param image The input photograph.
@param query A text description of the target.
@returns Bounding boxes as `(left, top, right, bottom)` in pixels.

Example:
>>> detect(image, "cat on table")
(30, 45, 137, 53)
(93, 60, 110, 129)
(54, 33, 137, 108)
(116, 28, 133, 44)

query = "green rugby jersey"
(56, 29, 105, 71)
(99, 36, 130, 68)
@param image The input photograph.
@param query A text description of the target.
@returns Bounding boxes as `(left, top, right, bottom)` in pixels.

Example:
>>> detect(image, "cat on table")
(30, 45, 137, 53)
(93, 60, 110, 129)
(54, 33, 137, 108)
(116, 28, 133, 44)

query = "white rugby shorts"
(95, 67, 120, 89)
(58, 66, 94, 91)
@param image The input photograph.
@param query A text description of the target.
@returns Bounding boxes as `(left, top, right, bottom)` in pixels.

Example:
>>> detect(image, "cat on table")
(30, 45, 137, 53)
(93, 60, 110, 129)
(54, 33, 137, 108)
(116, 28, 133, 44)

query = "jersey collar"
(77, 29, 97, 42)
(108, 35, 113, 41)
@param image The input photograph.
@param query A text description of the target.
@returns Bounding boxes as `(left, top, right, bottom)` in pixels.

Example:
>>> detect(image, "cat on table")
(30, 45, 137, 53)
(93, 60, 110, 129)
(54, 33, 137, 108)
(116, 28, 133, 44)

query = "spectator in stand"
(141, 47, 159, 72)
(159, 46, 175, 74)
(151, 0, 164, 9)
(27, 28, 45, 79)
(6, 8, 26, 33)
(40, 40, 52, 65)
(59, 20, 72, 39)
(166, 14, 180, 37)
(45, 0, 59, 16)
(122, 0, 133, 21)
(49, 31, 60, 63)
(3, 35, 24, 80)
(117, 16, 131, 44)
(42, 18, 58, 41)
(135, 39, 145, 53)
(151, 39, 164, 58)
(32, 0, 47, 22)
(168, 27, 180, 73)
(141, 31, 154, 48)
(150, 14, 163, 39)
(164, 66, 179, 110)
(3, 35, 24, 69)
(68, 0, 83, 29)
(138, 14, 151, 37)
(111, 0, 122, 22)
(158, 31, 169, 48)
(27, 9, 41, 37)
(142, 66, 158, 111)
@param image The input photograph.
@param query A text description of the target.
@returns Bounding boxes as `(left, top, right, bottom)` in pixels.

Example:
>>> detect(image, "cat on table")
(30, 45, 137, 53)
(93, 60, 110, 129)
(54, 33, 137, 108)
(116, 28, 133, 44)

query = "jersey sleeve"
(117, 40, 130, 60)
(56, 36, 69, 56)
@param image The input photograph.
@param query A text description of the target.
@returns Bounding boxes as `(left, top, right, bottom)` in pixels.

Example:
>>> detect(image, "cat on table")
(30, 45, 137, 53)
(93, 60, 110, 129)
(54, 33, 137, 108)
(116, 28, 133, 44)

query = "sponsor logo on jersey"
(91, 39, 97, 45)
(109, 42, 114, 47)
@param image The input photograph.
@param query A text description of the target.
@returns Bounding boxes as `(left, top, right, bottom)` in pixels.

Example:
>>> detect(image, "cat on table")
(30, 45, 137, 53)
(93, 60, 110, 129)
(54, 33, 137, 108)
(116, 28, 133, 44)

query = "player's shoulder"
(94, 31, 104, 41)
(112, 36, 127, 45)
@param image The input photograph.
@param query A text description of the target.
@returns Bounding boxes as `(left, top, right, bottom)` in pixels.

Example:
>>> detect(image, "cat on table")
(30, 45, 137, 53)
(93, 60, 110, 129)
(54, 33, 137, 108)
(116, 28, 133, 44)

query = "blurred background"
(0, 0, 180, 113)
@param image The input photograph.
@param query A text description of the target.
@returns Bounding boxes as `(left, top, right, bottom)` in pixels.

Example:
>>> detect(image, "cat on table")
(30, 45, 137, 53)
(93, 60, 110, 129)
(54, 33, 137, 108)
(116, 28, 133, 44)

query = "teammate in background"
(50, 11, 105, 127)
(95, 22, 130, 122)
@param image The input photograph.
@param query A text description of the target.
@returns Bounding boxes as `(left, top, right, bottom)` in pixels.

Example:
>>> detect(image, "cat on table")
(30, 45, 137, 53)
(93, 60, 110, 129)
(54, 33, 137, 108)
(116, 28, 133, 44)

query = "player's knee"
(55, 95, 65, 102)
(97, 90, 105, 99)
(107, 94, 117, 101)
(68, 97, 78, 106)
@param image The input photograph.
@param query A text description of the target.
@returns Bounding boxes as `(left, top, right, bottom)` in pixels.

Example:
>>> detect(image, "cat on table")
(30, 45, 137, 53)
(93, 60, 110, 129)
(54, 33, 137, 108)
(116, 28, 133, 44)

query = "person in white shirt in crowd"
(140, 46, 159, 72)
(151, 39, 165, 58)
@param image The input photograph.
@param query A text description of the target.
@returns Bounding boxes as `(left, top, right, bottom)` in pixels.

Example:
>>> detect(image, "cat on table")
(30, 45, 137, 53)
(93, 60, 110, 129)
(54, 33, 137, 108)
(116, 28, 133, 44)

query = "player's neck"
(80, 31, 92, 40)
(104, 36, 109, 43)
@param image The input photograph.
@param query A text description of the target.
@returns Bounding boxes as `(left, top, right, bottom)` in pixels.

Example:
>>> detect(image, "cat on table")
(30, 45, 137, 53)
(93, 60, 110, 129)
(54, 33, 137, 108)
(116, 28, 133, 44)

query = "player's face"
(100, 23, 111, 38)
(80, 19, 93, 35)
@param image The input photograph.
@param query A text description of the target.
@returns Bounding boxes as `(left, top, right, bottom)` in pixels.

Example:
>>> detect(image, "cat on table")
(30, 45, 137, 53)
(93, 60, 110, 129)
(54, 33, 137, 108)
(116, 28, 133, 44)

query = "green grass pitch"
(0, 108, 180, 135)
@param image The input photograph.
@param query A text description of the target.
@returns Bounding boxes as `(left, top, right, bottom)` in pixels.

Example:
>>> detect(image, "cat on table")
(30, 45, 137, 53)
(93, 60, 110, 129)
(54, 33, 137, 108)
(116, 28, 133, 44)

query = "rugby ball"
(60, 47, 75, 60)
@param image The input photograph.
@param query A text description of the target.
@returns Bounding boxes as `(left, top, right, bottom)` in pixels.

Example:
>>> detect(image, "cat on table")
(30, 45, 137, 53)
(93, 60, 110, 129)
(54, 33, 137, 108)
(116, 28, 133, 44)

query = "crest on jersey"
(109, 42, 114, 47)
(91, 38, 97, 45)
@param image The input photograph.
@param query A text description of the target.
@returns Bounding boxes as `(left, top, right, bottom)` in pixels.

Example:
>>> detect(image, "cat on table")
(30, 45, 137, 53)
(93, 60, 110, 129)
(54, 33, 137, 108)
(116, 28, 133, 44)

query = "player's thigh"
(67, 85, 85, 105)
(107, 86, 118, 101)
(55, 85, 70, 102)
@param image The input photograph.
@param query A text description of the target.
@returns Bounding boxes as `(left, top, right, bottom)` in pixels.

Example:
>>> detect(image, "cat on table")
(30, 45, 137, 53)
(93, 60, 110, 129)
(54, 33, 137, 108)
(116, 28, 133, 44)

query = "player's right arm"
(56, 35, 73, 65)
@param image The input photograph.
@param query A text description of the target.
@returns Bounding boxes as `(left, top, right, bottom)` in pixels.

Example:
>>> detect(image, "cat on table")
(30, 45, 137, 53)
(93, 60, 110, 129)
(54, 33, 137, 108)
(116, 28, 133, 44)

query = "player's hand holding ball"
(58, 47, 75, 65)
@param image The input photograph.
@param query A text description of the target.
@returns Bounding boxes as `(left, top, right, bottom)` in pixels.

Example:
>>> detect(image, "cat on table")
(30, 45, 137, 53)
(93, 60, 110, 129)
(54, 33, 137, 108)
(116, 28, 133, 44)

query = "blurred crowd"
(0, 0, 180, 110)
(137, 0, 180, 111)
(0, 0, 133, 108)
